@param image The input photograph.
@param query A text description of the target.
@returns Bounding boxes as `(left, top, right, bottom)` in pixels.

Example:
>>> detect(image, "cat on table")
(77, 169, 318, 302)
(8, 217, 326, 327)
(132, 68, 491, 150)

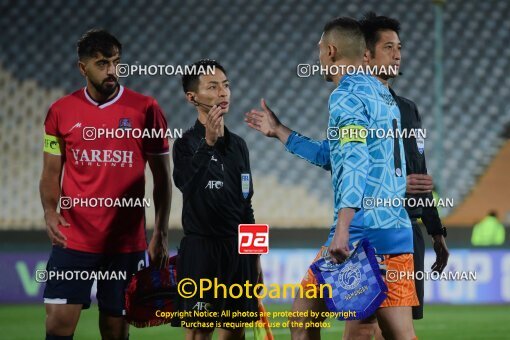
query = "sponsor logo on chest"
(71, 148, 134, 167)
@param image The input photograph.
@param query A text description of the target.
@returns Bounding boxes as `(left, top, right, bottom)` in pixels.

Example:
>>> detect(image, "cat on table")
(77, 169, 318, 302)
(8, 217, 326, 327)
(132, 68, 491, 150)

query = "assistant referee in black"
(173, 59, 260, 340)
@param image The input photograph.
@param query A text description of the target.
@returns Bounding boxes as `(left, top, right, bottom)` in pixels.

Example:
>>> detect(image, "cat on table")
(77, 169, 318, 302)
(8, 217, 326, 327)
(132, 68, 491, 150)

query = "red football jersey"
(44, 85, 169, 253)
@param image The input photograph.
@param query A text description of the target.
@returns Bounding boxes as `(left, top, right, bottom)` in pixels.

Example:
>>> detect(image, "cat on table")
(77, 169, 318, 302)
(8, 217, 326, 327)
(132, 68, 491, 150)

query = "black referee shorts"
(176, 235, 259, 327)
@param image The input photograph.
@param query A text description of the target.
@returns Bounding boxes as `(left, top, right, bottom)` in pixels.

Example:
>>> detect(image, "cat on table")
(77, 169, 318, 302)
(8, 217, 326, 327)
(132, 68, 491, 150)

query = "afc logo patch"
(192, 302, 212, 311)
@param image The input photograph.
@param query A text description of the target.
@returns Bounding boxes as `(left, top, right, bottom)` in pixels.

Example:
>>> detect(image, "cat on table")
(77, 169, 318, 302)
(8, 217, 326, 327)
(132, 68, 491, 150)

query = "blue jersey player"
(246, 17, 418, 340)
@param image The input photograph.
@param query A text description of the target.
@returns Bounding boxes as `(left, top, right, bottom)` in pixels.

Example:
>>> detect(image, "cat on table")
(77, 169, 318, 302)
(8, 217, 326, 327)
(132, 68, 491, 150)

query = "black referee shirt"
(173, 119, 255, 238)
(390, 87, 443, 235)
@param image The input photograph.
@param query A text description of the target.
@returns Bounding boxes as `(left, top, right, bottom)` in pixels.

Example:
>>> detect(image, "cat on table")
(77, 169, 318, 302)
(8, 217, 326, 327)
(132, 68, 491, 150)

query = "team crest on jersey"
(118, 118, 132, 129)
(241, 173, 250, 199)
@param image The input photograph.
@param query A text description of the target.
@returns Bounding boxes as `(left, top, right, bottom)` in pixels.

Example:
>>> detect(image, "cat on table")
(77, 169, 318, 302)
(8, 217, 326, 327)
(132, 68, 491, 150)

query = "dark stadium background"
(0, 0, 509, 339)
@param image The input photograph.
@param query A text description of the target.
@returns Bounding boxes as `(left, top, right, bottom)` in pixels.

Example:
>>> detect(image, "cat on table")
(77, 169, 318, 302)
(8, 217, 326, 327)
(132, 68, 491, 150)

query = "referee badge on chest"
(241, 173, 250, 199)
(416, 130, 425, 154)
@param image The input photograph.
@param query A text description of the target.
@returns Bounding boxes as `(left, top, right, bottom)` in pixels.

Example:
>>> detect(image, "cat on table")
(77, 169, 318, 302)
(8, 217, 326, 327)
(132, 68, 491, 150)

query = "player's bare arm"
(39, 152, 69, 248)
(147, 154, 172, 269)
(245, 98, 292, 144)
(328, 208, 355, 264)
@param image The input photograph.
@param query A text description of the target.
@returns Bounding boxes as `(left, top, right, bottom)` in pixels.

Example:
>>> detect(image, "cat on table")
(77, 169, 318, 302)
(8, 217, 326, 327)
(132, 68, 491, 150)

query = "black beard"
(379, 74, 397, 81)
(91, 78, 118, 97)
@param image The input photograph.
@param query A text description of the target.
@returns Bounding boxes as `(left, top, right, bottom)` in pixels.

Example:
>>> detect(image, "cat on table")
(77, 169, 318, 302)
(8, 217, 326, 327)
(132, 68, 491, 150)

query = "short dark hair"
(77, 28, 122, 60)
(181, 59, 227, 93)
(359, 12, 401, 56)
(322, 17, 365, 59)
(323, 16, 361, 36)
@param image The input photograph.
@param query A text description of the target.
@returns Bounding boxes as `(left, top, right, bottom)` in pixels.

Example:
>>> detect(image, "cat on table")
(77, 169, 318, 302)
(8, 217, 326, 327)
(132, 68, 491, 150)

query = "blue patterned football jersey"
(325, 73, 412, 254)
(284, 132, 331, 170)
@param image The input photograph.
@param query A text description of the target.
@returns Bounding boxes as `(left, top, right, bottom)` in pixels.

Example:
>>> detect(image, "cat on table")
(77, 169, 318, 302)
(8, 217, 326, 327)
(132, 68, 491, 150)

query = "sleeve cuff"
(284, 131, 298, 149)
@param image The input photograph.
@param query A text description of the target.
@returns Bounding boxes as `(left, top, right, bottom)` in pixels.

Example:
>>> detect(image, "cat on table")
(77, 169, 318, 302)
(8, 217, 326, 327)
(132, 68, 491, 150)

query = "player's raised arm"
(147, 154, 171, 268)
(285, 133, 331, 170)
(245, 98, 292, 142)
(245, 98, 332, 169)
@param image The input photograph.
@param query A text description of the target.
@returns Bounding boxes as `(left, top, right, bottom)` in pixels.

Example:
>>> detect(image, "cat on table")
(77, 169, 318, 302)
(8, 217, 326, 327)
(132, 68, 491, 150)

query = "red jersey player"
(39, 29, 172, 340)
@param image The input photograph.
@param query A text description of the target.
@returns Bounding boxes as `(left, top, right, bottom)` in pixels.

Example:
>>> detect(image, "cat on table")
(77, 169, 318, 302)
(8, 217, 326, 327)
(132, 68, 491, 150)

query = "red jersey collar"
(84, 85, 124, 109)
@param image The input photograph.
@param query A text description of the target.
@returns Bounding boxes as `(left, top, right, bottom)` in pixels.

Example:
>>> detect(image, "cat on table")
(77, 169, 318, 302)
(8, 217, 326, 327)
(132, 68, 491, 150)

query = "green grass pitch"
(0, 304, 508, 339)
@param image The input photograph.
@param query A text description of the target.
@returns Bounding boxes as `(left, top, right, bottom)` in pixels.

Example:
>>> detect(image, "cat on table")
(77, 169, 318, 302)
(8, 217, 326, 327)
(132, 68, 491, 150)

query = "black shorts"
(43, 246, 147, 316)
(176, 235, 259, 327)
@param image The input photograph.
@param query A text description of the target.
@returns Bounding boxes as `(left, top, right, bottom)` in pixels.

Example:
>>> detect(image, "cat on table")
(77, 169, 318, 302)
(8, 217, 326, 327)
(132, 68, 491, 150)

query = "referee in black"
(173, 59, 260, 340)
(359, 12, 450, 323)
(245, 12, 450, 338)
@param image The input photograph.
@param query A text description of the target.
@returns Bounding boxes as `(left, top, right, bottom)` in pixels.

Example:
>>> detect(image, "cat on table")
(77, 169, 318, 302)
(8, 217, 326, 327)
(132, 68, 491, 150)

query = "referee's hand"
(205, 105, 225, 146)
(44, 210, 69, 248)
(406, 174, 434, 194)
(431, 235, 449, 273)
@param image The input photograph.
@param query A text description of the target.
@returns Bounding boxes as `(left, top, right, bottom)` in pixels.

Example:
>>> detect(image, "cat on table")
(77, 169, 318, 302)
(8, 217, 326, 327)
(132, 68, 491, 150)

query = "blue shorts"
(43, 246, 147, 316)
